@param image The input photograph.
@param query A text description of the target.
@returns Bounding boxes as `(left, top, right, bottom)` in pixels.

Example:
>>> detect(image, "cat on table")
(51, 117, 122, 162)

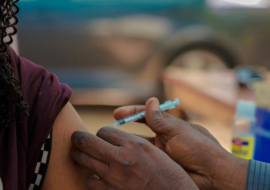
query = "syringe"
(112, 98, 180, 127)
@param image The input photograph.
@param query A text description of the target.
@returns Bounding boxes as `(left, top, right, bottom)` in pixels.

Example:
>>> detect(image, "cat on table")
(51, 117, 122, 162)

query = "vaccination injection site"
(2, 0, 270, 189)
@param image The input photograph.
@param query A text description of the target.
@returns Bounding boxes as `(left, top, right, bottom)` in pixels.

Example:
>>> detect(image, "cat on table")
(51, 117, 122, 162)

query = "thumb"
(145, 97, 175, 135)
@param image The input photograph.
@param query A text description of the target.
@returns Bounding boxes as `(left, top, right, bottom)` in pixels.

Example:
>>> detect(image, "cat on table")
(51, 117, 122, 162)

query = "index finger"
(71, 130, 116, 162)
(113, 105, 146, 123)
(97, 126, 147, 147)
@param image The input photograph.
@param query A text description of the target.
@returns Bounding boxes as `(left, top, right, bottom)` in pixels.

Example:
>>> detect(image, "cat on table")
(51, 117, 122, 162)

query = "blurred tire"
(166, 43, 237, 70)
(157, 44, 237, 118)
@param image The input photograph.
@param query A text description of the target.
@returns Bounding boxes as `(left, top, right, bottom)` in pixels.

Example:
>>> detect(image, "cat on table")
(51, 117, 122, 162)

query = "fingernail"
(150, 98, 160, 112)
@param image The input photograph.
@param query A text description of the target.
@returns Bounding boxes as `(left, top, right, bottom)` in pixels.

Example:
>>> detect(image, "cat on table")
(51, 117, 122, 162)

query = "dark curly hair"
(0, 0, 28, 130)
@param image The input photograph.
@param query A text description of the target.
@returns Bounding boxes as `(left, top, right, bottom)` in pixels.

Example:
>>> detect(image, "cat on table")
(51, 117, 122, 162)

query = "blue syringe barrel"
(112, 98, 180, 127)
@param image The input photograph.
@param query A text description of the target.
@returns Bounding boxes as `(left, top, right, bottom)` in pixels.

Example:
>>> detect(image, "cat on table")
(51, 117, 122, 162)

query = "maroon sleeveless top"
(0, 48, 72, 190)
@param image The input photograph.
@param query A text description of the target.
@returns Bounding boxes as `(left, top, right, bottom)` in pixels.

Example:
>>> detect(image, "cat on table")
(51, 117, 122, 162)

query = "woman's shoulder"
(9, 47, 47, 82)
(9, 47, 72, 127)
(9, 47, 74, 187)
(9, 48, 90, 189)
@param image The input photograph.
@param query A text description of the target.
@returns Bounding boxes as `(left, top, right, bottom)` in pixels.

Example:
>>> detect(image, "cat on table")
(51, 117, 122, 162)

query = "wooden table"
(161, 67, 255, 151)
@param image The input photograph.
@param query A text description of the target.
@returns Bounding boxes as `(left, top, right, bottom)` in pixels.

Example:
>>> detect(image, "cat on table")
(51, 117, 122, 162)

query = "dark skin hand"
(113, 97, 249, 190)
(71, 127, 199, 190)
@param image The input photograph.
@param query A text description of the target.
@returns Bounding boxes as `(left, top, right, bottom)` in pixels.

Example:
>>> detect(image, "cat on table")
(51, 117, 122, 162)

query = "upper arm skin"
(41, 102, 90, 190)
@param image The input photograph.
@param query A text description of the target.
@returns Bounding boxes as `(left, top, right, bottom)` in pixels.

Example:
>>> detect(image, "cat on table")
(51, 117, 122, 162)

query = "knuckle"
(174, 119, 192, 131)
(136, 140, 145, 147)
(152, 115, 175, 133)
(152, 111, 163, 124)
(135, 138, 152, 149)
(152, 112, 177, 127)
(161, 111, 174, 119)
(175, 118, 188, 126)
(192, 123, 208, 133)
(128, 138, 148, 149)
(113, 150, 132, 168)
(121, 160, 132, 167)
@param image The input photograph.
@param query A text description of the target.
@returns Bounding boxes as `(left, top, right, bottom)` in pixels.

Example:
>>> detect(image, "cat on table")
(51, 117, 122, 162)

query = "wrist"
(211, 151, 249, 190)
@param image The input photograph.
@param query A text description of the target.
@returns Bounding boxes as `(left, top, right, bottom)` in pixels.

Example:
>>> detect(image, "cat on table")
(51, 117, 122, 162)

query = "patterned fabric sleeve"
(28, 131, 52, 190)
(246, 160, 270, 190)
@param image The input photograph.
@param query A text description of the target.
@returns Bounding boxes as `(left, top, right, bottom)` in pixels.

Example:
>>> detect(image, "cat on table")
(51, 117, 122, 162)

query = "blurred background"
(14, 0, 270, 151)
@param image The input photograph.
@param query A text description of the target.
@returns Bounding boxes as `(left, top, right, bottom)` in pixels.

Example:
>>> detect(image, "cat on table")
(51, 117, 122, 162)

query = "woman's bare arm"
(41, 102, 90, 190)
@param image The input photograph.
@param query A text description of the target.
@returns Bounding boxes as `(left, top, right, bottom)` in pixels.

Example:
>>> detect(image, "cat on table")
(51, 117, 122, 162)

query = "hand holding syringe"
(112, 98, 180, 127)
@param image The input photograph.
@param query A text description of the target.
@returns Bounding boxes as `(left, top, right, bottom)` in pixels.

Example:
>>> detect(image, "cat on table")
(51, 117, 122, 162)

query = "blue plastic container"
(254, 107, 270, 163)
